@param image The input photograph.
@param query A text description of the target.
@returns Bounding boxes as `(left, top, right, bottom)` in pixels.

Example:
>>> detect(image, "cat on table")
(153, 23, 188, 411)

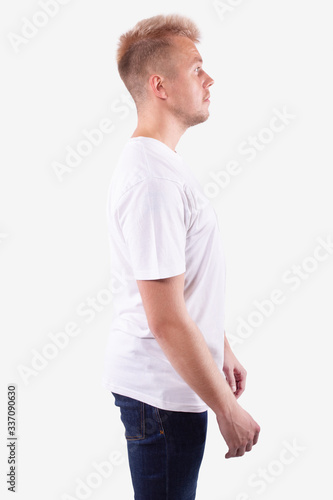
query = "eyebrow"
(189, 57, 203, 67)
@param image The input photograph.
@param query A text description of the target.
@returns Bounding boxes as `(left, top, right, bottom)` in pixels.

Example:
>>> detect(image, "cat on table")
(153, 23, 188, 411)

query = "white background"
(1, 0, 332, 499)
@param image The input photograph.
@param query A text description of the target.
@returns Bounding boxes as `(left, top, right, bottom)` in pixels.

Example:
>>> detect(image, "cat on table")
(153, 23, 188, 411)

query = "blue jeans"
(112, 392, 208, 500)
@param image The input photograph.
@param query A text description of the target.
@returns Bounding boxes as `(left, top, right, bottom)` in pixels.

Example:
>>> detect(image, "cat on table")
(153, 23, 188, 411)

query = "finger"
(245, 441, 253, 452)
(234, 383, 245, 398)
(253, 429, 260, 445)
(235, 373, 246, 397)
(235, 445, 246, 457)
(225, 447, 237, 459)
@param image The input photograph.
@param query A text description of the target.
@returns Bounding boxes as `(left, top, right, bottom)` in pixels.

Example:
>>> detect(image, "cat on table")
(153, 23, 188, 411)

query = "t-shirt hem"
(134, 266, 186, 280)
(102, 380, 209, 413)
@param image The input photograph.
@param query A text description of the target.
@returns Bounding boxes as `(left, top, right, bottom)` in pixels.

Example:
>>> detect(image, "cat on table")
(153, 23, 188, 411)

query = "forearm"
(153, 318, 236, 416)
(224, 333, 232, 350)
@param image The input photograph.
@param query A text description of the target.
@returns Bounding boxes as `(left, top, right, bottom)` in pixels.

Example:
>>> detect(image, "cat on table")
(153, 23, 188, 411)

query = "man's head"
(117, 14, 214, 128)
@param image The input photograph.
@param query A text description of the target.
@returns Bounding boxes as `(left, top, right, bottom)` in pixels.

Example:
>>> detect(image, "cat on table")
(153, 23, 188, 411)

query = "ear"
(149, 74, 168, 100)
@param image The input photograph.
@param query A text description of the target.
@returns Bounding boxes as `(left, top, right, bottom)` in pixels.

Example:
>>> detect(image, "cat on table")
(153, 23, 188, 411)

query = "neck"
(131, 108, 187, 153)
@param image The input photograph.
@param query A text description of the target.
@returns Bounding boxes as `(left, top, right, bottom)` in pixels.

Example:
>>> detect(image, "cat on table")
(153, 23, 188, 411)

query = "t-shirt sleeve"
(116, 177, 189, 280)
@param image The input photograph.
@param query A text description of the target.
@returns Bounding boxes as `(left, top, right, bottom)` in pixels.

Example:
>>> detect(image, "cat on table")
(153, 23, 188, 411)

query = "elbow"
(148, 313, 192, 339)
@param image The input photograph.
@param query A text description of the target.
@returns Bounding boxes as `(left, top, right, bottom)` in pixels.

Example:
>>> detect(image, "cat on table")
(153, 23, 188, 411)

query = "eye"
(195, 67, 201, 73)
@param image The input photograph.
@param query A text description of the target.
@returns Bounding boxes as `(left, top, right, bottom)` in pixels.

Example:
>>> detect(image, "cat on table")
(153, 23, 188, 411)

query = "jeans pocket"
(112, 392, 146, 441)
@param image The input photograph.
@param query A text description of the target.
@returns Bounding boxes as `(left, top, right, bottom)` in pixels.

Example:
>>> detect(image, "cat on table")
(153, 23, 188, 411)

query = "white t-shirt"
(102, 136, 226, 412)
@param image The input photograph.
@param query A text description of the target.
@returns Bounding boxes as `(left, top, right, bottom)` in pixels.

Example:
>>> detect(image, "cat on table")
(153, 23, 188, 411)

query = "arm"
(136, 273, 260, 458)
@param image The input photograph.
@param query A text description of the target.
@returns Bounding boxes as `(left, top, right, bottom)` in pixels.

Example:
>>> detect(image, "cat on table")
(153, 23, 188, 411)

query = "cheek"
(173, 76, 200, 106)
(186, 82, 200, 103)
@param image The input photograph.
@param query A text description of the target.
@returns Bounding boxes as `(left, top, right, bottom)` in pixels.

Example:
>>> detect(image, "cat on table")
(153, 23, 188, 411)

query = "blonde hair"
(116, 14, 201, 105)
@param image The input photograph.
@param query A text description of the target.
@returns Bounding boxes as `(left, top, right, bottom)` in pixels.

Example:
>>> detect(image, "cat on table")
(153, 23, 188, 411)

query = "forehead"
(170, 36, 202, 64)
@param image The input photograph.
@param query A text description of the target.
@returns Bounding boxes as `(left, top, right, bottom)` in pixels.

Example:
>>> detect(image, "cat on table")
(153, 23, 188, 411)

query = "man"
(102, 13, 260, 499)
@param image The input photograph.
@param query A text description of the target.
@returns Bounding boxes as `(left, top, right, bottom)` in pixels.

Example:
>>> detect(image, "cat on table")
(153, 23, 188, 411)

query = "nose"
(203, 72, 214, 88)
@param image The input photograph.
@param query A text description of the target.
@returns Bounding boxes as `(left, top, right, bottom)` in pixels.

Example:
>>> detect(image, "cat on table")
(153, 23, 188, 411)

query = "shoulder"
(110, 139, 187, 210)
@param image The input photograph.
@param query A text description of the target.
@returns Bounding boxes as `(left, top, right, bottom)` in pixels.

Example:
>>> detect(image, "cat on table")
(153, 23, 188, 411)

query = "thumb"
(226, 370, 237, 393)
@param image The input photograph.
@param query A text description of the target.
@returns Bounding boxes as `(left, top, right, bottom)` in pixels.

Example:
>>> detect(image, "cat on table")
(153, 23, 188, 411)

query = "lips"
(204, 95, 210, 101)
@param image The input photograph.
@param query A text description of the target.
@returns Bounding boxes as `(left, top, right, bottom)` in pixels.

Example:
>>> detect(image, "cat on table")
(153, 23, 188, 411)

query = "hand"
(216, 400, 260, 459)
(223, 337, 247, 399)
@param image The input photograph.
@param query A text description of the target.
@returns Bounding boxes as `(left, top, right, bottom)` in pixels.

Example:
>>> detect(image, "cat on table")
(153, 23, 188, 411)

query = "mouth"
(204, 95, 210, 102)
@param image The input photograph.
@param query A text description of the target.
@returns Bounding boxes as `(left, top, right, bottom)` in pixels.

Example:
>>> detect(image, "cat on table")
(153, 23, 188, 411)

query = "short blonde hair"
(116, 14, 201, 105)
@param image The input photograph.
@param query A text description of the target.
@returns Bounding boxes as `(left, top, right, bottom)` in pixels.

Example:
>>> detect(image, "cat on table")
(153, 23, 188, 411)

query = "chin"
(171, 105, 209, 128)
(189, 112, 210, 127)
